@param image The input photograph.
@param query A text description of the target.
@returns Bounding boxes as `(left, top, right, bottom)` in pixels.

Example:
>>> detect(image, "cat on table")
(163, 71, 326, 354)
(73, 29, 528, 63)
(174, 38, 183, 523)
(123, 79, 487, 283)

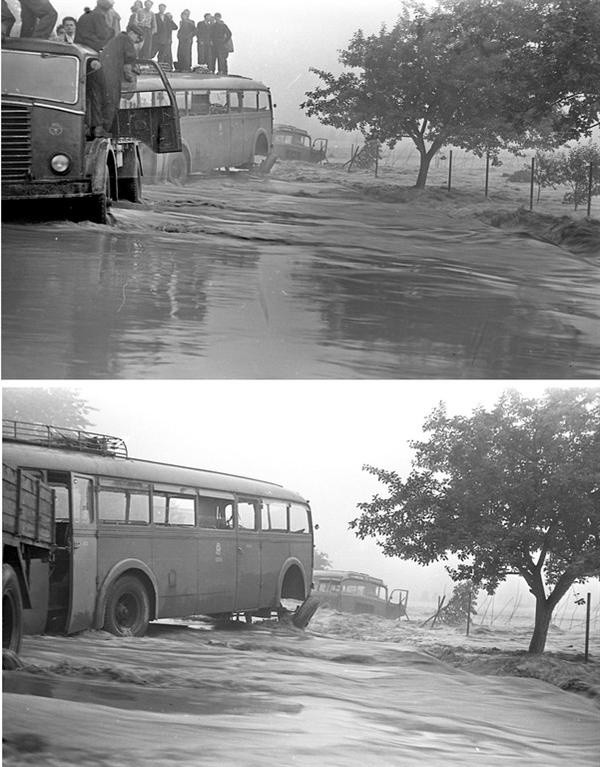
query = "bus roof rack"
(2, 419, 128, 458)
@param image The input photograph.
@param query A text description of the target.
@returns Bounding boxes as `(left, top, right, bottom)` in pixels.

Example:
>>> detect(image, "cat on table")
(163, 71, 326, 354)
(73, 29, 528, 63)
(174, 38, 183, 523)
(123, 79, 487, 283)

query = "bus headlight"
(50, 154, 71, 174)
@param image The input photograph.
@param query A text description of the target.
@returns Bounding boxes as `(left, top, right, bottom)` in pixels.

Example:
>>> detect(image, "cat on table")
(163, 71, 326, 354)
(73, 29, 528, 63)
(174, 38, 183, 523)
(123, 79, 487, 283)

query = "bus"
(123, 71, 275, 183)
(1, 38, 181, 223)
(272, 124, 328, 164)
(2, 420, 315, 640)
(312, 570, 409, 619)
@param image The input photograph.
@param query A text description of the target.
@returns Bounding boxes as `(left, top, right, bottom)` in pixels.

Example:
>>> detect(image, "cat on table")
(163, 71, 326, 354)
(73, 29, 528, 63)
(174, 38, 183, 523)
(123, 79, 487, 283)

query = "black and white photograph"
(2, 0, 600, 765)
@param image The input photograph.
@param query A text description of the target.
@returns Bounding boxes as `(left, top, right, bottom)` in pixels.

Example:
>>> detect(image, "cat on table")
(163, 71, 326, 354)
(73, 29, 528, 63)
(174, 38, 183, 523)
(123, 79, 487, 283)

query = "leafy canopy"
(302, 0, 600, 185)
(2, 387, 95, 430)
(351, 388, 600, 596)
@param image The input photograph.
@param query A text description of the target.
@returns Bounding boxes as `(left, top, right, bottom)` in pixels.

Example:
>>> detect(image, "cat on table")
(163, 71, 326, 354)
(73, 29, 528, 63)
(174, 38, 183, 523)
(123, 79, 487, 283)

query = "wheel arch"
(277, 558, 309, 603)
(254, 129, 270, 157)
(94, 559, 159, 629)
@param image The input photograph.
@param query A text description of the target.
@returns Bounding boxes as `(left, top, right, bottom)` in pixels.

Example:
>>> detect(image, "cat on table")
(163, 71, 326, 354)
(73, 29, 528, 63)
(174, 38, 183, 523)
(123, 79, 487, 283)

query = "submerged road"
(3, 174, 599, 378)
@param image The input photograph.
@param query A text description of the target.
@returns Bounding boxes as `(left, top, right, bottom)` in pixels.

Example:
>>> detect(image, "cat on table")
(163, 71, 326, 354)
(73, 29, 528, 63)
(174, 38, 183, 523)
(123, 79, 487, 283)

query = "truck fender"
(84, 138, 112, 195)
(94, 559, 159, 629)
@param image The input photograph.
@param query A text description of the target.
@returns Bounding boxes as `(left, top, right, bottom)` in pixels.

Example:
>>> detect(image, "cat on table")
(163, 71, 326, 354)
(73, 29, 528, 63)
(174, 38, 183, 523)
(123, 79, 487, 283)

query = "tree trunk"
(415, 151, 433, 189)
(528, 597, 553, 654)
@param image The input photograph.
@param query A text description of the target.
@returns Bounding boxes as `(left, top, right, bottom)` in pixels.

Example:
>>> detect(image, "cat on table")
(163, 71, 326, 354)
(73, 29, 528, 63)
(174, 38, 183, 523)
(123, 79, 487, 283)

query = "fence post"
(588, 162, 594, 217)
(529, 157, 535, 211)
(374, 141, 379, 178)
(447, 150, 453, 191)
(585, 592, 591, 663)
(485, 152, 490, 198)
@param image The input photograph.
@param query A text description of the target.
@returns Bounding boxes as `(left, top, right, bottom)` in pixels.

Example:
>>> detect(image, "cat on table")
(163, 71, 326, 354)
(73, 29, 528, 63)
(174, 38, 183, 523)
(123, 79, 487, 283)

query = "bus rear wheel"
(3, 564, 23, 654)
(167, 153, 189, 184)
(104, 575, 150, 637)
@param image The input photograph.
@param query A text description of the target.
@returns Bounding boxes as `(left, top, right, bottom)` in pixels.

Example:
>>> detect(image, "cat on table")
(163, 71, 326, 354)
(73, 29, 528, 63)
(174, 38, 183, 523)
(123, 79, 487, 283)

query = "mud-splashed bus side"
(123, 71, 275, 183)
(2, 420, 314, 644)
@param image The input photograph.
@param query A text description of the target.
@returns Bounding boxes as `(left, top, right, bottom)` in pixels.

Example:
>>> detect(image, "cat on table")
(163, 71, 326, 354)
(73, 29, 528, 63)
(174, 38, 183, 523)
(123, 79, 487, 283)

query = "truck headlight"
(50, 154, 71, 174)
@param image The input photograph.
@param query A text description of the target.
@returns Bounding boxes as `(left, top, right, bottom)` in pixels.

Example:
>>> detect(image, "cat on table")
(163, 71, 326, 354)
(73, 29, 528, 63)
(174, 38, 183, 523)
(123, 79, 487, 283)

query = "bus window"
(72, 477, 93, 524)
(258, 91, 269, 111)
(289, 504, 309, 533)
(242, 90, 258, 111)
(261, 502, 287, 531)
(175, 91, 187, 115)
(166, 495, 195, 525)
(209, 90, 228, 114)
(237, 500, 258, 530)
(129, 493, 150, 524)
(197, 496, 234, 530)
(153, 493, 167, 523)
(190, 91, 209, 115)
(229, 91, 243, 112)
(99, 489, 126, 522)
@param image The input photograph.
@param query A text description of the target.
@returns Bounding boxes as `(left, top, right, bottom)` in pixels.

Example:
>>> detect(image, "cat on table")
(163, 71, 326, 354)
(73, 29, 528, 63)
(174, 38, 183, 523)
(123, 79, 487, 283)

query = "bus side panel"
(97, 526, 152, 606)
(152, 529, 198, 618)
(260, 534, 291, 608)
(196, 530, 236, 614)
(234, 528, 261, 611)
(229, 112, 246, 167)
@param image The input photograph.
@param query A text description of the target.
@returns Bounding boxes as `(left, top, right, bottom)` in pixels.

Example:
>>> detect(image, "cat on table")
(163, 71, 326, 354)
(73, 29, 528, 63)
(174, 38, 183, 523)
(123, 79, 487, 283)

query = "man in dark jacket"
(195, 12, 213, 71)
(210, 12, 231, 75)
(18, 0, 57, 38)
(75, 0, 114, 51)
(151, 3, 176, 67)
(100, 22, 142, 133)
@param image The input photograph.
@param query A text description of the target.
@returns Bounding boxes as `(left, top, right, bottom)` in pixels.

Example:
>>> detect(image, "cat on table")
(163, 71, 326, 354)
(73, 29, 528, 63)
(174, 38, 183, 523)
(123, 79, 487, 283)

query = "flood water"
(3, 174, 600, 379)
(3, 619, 599, 767)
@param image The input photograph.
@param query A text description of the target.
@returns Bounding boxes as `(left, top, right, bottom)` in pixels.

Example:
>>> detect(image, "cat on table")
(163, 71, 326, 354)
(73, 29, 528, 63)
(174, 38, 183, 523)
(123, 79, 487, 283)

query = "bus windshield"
(1, 50, 80, 104)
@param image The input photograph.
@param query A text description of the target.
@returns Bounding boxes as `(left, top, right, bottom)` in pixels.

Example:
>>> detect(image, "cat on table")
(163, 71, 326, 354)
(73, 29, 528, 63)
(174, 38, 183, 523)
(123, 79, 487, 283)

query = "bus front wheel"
(89, 164, 112, 224)
(3, 564, 23, 654)
(104, 575, 150, 637)
(167, 153, 189, 185)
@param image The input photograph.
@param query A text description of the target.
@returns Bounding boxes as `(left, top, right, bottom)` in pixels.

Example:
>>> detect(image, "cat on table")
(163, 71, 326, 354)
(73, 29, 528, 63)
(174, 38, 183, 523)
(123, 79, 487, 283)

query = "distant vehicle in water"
(312, 569, 409, 619)
(272, 124, 328, 164)
(123, 71, 275, 183)
(2, 419, 315, 645)
(1, 39, 181, 223)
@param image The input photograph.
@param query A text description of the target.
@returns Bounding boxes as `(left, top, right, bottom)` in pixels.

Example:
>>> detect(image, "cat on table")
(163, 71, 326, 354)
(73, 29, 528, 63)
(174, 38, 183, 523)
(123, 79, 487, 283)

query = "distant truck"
(272, 124, 328, 164)
(3, 463, 55, 655)
(312, 569, 409, 619)
(1, 39, 181, 223)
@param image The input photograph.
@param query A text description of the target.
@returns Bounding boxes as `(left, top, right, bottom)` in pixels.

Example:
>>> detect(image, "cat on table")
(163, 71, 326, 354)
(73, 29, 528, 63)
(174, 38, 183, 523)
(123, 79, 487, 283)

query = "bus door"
(228, 91, 246, 167)
(234, 498, 261, 611)
(117, 62, 182, 154)
(195, 492, 236, 615)
(66, 474, 97, 634)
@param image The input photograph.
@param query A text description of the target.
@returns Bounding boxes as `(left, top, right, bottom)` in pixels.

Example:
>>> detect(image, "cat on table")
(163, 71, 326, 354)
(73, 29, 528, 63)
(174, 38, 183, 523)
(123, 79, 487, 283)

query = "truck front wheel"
(3, 564, 23, 654)
(103, 575, 150, 637)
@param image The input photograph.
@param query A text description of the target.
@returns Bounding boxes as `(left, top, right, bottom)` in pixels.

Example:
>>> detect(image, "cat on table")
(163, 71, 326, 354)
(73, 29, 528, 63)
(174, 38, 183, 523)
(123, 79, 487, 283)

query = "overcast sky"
(4, 380, 598, 609)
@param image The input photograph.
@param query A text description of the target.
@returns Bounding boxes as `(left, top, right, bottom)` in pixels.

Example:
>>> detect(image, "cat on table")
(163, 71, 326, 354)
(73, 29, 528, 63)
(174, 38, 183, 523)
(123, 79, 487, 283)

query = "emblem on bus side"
(48, 123, 63, 136)
(215, 542, 222, 562)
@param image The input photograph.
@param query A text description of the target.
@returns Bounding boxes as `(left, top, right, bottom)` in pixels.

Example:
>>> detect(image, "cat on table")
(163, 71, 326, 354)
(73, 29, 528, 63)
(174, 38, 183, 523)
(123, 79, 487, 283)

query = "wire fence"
(339, 141, 600, 217)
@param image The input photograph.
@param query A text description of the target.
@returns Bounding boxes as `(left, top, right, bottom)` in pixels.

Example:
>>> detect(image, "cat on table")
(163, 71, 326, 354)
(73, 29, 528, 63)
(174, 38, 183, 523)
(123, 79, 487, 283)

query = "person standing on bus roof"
(210, 12, 232, 75)
(175, 9, 195, 71)
(195, 12, 213, 71)
(75, 0, 114, 51)
(103, 0, 121, 36)
(2, 0, 16, 37)
(100, 22, 143, 135)
(18, 0, 58, 38)
(152, 3, 177, 67)
(137, 0, 156, 58)
(58, 15, 76, 41)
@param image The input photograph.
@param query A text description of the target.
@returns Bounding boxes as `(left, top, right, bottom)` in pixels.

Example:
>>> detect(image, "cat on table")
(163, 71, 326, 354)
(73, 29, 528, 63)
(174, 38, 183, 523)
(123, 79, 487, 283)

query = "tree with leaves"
(2, 388, 95, 430)
(302, 0, 600, 188)
(350, 388, 600, 654)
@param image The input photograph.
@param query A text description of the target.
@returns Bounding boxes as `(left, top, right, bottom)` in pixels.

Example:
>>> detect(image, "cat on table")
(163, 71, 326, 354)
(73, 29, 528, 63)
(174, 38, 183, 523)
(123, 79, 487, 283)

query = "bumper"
(1, 180, 93, 200)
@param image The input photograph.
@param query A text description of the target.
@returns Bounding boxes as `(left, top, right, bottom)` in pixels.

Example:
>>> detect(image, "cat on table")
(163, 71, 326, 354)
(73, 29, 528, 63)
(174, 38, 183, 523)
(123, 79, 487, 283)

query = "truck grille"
(1, 102, 32, 180)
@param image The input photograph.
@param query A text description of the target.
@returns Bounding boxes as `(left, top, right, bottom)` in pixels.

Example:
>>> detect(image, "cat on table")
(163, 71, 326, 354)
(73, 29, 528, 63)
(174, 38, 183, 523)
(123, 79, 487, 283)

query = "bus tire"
(3, 564, 23, 654)
(167, 153, 189, 185)
(291, 595, 320, 630)
(89, 165, 112, 224)
(103, 575, 150, 637)
(118, 161, 142, 203)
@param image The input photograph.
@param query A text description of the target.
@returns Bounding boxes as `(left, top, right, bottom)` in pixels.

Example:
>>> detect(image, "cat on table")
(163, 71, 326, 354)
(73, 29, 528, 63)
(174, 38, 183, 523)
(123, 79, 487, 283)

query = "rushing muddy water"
(3, 174, 599, 379)
(3, 617, 600, 767)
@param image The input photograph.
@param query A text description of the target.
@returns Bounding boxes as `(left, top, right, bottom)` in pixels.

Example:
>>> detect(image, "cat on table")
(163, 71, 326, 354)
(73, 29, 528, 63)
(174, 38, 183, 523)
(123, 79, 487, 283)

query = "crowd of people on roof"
(1, 0, 234, 73)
